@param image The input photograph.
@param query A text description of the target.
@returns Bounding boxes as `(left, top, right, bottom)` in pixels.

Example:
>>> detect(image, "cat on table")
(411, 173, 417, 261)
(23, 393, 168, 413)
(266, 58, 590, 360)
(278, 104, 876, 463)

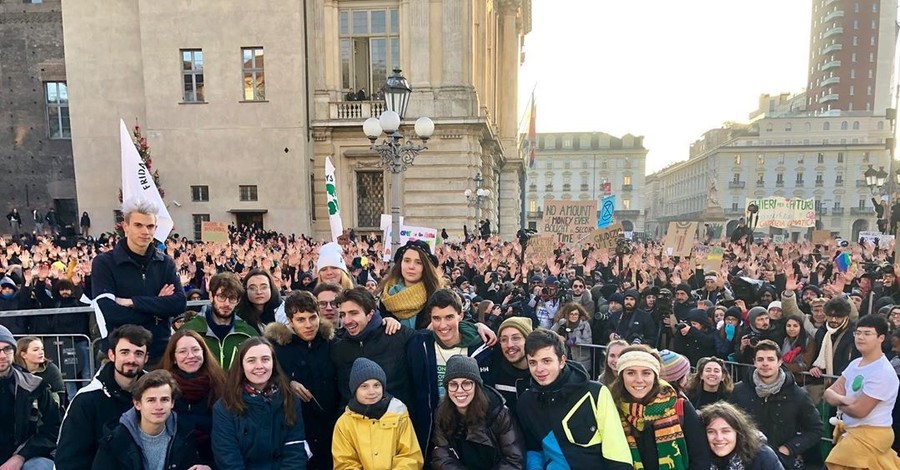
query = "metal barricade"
(12, 333, 94, 386)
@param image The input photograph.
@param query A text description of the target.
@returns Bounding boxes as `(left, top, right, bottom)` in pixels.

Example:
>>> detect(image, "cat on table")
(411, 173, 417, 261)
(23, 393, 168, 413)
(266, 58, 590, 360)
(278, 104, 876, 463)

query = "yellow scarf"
(381, 282, 427, 320)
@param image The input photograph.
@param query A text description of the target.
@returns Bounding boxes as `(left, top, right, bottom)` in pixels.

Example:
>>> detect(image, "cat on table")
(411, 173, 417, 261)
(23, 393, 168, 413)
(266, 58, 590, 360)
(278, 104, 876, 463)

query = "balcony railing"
(836, 179, 844, 186)
(823, 26, 843, 39)
(817, 207, 829, 215)
(851, 207, 871, 215)
(527, 211, 543, 219)
(815, 181, 824, 187)
(728, 181, 746, 189)
(776, 181, 784, 187)
(822, 60, 841, 71)
(831, 207, 844, 215)
(818, 93, 839, 103)
(856, 179, 868, 188)
(823, 10, 844, 22)
(795, 180, 804, 187)
(756, 181, 765, 187)
(328, 100, 387, 120)
(528, 185, 537, 192)
(622, 184, 633, 191)
(821, 75, 841, 86)
(580, 184, 589, 192)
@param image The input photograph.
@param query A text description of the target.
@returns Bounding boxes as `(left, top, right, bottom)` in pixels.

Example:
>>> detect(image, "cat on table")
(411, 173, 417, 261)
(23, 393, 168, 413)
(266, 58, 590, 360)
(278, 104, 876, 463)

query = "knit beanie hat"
(617, 350, 661, 375)
(349, 357, 386, 392)
(316, 242, 348, 274)
(623, 289, 639, 300)
(747, 306, 768, 326)
(0, 276, 17, 293)
(443, 355, 483, 388)
(499, 317, 533, 339)
(658, 349, 691, 384)
(675, 283, 692, 295)
(0, 325, 14, 348)
(767, 301, 782, 312)
(724, 306, 743, 324)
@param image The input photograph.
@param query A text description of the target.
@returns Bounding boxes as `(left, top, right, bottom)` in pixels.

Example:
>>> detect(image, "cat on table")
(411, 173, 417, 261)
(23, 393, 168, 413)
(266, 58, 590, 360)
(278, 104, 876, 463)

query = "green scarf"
(381, 281, 427, 320)
(619, 384, 689, 470)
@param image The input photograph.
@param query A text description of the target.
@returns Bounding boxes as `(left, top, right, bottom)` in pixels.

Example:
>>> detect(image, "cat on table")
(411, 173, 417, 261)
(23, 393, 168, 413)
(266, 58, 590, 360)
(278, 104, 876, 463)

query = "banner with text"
(526, 235, 557, 264)
(382, 225, 438, 261)
(541, 200, 598, 244)
(744, 197, 816, 228)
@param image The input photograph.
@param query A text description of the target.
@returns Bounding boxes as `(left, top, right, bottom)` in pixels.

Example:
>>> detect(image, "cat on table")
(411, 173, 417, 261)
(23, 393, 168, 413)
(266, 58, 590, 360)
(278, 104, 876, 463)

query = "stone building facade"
(0, 0, 75, 233)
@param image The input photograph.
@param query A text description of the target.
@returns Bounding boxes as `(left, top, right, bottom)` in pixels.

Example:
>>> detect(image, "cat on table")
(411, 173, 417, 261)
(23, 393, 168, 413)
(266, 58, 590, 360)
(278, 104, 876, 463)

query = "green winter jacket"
(181, 306, 257, 369)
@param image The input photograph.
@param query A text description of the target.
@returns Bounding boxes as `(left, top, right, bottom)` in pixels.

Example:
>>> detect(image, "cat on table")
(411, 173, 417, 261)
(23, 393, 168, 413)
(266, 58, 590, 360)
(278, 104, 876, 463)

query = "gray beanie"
(0, 325, 15, 348)
(349, 357, 386, 392)
(443, 355, 483, 388)
(747, 306, 768, 327)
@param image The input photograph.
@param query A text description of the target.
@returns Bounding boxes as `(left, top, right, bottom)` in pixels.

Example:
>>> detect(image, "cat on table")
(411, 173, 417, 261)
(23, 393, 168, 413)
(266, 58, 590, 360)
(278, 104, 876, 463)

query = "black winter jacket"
(812, 321, 860, 375)
(91, 239, 185, 359)
(330, 314, 415, 409)
(608, 307, 658, 347)
(0, 286, 36, 334)
(431, 386, 525, 470)
(729, 371, 823, 469)
(3, 366, 61, 462)
(56, 363, 143, 470)
(267, 322, 340, 470)
(92, 408, 202, 470)
(674, 326, 718, 366)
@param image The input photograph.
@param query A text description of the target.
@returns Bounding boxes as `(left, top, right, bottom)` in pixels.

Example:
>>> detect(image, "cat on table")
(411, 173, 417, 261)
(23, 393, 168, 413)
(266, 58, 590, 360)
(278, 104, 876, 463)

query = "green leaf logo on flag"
(326, 174, 340, 216)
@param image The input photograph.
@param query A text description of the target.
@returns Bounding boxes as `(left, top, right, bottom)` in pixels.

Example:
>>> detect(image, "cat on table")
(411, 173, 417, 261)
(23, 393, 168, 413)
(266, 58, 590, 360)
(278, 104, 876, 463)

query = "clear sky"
(518, 0, 813, 174)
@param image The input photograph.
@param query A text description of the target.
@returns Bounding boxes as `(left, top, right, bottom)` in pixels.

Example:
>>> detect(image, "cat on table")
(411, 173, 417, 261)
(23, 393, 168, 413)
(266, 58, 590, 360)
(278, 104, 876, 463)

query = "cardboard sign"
(704, 246, 725, 272)
(201, 222, 228, 243)
(662, 221, 698, 257)
(541, 200, 598, 244)
(526, 235, 557, 264)
(589, 223, 623, 250)
(811, 230, 832, 245)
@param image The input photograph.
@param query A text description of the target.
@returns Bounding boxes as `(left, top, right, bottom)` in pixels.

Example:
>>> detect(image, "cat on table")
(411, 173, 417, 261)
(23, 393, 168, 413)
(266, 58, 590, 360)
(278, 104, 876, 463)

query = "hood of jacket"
(436, 320, 481, 349)
(526, 361, 589, 401)
(118, 407, 177, 444)
(264, 319, 335, 346)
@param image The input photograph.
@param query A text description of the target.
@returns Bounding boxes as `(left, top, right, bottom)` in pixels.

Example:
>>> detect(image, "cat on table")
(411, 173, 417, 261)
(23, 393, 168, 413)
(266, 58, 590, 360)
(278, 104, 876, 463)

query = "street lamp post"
(363, 68, 434, 255)
(464, 172, 492, 221)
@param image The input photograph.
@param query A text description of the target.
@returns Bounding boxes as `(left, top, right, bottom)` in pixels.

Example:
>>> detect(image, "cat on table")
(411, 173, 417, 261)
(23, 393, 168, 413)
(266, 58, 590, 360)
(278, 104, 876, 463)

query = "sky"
(518, 0, 814, 174)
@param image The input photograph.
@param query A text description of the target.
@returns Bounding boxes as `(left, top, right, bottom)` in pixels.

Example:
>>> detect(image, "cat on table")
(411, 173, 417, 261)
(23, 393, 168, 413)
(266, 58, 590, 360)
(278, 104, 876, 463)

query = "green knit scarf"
(619, 384, 689, 470)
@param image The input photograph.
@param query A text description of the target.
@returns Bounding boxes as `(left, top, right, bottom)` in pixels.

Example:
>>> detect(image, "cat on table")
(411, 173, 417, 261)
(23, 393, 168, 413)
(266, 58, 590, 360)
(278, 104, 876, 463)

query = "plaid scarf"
(243, 382, 279, 402)
(619, 383, 689, 470)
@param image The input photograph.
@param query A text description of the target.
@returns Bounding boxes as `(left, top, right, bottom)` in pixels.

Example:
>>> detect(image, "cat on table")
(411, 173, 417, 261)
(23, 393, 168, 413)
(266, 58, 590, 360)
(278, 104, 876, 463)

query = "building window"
(859, 199, 866, 209)
(562, 138, 572, 149)
(796, 173, 804, 183)
(838, 152, 844, 163)
(191, 185, 209, 202)
(623, 198, 631, 210)
(867, 85, 873, 96)
(816, 173, 824, 185)
(339, 8, 400, 95)
(181, 49, 204, 102)
(853, 19, 858, 29)
(785, 123, 792, 132)
(310, 174, 316, 220)
(836, 174, 843, 185)
(851, 52, 857, 62)
(823, 122, 830, 130)
(863, 152, 870, 162)
(869, 52, 875, 62)
(776, 173, 784, 184)
(841, 121, 848, 130)
(356, 171, 384, 228)
(871, 36, 876, 45)
(192, 214, 210, 241)
(757, 173, 764, 183)
(757, 154, 765, 164)
(798, 154, 804, 164)
(851, 69, 856, 79)
(623, 175, 632, 186)
(529, 200, 537, 212)
(733, 173, 740, 183)
(850, 85, 855, 96)
(45, 82, 70, 139)
(241, 47, 265, 101)
(239, 185, 258, 201)
(853, 36, 859, 46)
(817, 152, 824, 164)
(734, 154, 741, 165)
(833, 201, 841, 209)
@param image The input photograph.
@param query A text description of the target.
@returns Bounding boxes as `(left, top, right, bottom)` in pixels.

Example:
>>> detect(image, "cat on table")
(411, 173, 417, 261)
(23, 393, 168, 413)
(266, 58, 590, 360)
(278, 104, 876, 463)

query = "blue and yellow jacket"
(516, 363, 632, 470)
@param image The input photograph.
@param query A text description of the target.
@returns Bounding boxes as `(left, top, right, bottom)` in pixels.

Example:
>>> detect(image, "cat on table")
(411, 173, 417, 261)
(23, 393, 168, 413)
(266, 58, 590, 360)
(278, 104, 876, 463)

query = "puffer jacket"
(332, 397, 423, 470)
(92, 408, 202, 470)
(266, 321, 340, 470)
(211, 389, 308, 470)
(729, 371, 823, 469)
(431, 386, 524, 470)
(56, 362, 141, 470)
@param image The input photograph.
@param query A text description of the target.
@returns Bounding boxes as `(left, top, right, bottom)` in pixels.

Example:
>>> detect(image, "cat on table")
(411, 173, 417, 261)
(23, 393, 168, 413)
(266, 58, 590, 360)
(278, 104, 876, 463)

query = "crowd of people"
(1, 199, 900, 469)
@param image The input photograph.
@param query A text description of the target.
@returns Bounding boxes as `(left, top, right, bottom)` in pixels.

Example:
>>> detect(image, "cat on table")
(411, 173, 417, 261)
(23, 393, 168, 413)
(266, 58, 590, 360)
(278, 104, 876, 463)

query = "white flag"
(325, 157, 344, 242)
(120, 119, 174, 241)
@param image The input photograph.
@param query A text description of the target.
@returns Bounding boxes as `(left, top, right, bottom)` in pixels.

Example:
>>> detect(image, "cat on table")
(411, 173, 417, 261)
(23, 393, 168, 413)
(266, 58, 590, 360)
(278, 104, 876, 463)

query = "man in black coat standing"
(607, 289, 657, 347)
(91, 198, 185, 366)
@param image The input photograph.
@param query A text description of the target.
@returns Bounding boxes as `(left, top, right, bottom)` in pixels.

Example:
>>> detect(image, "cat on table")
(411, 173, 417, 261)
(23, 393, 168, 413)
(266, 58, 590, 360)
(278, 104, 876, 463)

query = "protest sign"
(201, 222, 228, 243)
(598, 195, 616, 228)
(542, 200, 598, 244)
(662, 221, 698, 257)
(589, 223, 623, 250)
(811, 230, 832, 245)
(704, 246, 724, 272)
(382, 225, 437, 261)
(858, 231, 895, 249)
(744, 197, 816, 228)
(526, 235, 557, 263)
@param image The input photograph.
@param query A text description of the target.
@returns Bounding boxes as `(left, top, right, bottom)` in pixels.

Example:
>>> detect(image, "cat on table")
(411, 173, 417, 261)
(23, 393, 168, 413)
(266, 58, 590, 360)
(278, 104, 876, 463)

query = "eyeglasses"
(318, 300, 337, 308)
(853, 331, 878, 338)
(447, 380, 475, 392)
(214, 294, 241, 304)
(0, 346, 15, 356)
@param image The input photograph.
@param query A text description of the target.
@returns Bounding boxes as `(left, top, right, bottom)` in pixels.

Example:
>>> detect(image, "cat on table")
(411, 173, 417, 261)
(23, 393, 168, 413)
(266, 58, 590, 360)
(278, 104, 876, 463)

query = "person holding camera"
(529, 276, 562, 330)
(607, 289, 657, 347)
(737, 307, 777, 364)
(551, 303, 593, 375)
(674, 308, 718, 366)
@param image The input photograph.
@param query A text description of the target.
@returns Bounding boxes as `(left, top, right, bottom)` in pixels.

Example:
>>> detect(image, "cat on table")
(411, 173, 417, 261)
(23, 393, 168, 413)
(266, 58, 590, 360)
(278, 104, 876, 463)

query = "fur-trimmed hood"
(264, 318, 335, 345)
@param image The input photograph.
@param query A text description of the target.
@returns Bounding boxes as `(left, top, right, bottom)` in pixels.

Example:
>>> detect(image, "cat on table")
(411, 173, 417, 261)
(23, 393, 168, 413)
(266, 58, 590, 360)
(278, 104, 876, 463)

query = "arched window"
(824, 122, 831, 130)
(852, 121, 860, 130)
(841, 121, 848, 130)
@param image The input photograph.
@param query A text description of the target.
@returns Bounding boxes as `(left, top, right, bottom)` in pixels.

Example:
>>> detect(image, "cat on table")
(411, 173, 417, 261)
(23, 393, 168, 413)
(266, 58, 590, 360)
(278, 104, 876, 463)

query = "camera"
(675, 321, 689, 330)
(747, 332, 761, 348)
(615, 238, 632, 256)
(656, 288, 674, 315)
(631, 336, 643, 345)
